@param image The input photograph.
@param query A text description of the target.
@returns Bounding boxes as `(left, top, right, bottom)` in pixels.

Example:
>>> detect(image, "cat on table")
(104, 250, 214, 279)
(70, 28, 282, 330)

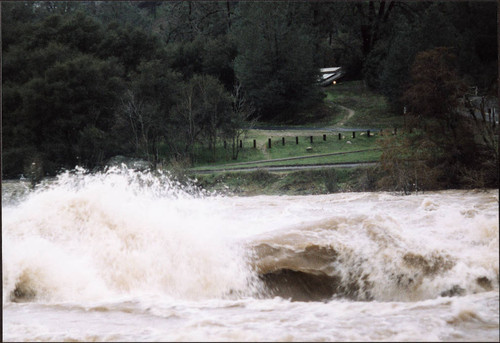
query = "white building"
(317, 67, 345, 87)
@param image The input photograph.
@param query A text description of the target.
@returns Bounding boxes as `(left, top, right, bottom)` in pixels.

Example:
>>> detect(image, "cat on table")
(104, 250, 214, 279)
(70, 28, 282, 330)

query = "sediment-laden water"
(2, 167, 499, 341)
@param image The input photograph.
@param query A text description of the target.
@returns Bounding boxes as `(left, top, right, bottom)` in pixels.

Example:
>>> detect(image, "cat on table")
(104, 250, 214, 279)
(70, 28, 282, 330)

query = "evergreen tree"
(232, 2, 323, 121)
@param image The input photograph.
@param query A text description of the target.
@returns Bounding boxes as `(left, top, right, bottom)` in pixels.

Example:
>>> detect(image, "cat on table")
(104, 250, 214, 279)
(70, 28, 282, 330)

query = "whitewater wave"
(250, 208, 498, 302)
(2, 166, 260, 304)
(2, 167, 499, 304)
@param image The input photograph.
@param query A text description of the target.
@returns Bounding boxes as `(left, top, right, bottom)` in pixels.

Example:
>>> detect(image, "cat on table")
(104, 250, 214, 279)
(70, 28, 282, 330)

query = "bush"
(321, 169, 338, 193)
(378, 133, 442, 194)
(355, 167, 380, 192)
(165, 156, 192, 185)
(248, 169, 278, 184)
(23, 152, 45, 188)
(2, 147, 36, 179)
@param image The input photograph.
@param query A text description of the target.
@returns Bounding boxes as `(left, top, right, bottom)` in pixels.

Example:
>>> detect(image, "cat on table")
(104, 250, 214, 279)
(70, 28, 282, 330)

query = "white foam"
(2, 167, 260, 303)
(2, 169, 498, 304)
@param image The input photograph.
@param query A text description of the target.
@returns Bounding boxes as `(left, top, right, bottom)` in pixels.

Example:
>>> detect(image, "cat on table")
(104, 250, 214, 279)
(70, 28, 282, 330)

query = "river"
(2, 167, 499, 341)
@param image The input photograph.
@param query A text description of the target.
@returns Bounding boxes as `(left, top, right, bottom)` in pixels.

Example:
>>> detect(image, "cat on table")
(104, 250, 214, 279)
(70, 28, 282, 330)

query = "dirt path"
(335, 104, 355, 127)
(247, 102, 361, 138)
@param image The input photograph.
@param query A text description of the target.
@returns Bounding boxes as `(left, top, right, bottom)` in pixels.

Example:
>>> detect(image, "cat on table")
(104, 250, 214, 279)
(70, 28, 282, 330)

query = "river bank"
(190, 167, 381, 196)
(2, 162, 494, 199)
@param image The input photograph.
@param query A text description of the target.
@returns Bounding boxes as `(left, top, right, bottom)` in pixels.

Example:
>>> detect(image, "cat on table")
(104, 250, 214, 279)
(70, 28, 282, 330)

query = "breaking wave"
(2, 166, 260, 303)
(2, 167, 498, 304)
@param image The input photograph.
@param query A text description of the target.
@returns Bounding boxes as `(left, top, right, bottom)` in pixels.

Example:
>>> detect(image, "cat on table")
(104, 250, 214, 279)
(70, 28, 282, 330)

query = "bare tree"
(174, 75, 232, 162)
(121, 89, 143, 154)
(228, 81, 256, 160)
(120, 89, 162, 167)
(175, 80, 203, 159)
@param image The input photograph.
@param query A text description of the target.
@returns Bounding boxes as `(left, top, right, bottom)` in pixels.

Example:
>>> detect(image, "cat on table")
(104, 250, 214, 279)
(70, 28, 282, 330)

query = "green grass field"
(179, 80, 497, 195)
(191, 151, 380, 172)
(324, 80, 403, 129)
(181, 80, 400, 171)
(190, 135, 382, 171)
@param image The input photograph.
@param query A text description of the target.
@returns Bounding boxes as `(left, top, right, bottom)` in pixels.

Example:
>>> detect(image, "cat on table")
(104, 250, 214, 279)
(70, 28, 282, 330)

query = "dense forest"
(1, 1, 498, 183)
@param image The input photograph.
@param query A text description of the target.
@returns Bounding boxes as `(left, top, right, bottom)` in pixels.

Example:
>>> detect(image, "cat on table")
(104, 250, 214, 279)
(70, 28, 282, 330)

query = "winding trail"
(335, 103, 355, 126)
(248, 102, 378, 133)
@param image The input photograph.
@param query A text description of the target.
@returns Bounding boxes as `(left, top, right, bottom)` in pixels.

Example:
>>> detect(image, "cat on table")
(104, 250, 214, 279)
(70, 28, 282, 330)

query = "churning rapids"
(2, 167, 499, 342)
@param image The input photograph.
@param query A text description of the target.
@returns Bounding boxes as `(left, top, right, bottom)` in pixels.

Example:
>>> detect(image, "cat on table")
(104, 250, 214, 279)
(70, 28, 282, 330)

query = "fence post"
(323, 134, 326, 141)
(282, 137, 285, 146)
(310, 136, 313, 143)
(224, 140, 227, 149)
(296, 136, 299, 144)
(240, 140, 242, 148)
(352, 131, 356, 139)
(367, 130, 370, 137)
(268, 138, 272, 149)
(338, 133, 342, 140)
(253, 139, 256, 148)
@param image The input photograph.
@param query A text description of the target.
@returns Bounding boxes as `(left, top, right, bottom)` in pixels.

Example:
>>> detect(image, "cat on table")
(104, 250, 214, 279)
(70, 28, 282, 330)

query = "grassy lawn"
(184, 82, 408, 194)
(190, 133, 382, 169)
(263, 132, 378, 159)
(324, 80, 403, 129)
(248, 80, 400, 129)
(172, 80, 497, 195)
(191, 149, 381, 172)
(172, 80, 401, 170)
(190, 143, 266, 166)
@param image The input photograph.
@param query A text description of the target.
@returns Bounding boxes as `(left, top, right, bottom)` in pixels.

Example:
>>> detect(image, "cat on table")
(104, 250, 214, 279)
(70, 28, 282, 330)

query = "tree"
(402, 47, 465, 135)
(461, 96, 499, 188)
(356, 1, 397, 59)
(1, 2, 37, 51)
(327, 1, 421, 82)
(384, 2, 458, 95)
(232, 2, 323, 121)
(121, 60, 182, 168)
(2, 7, 125, 175)
(373, 1, 497, 106)
(89, 1, 151, 32)
(198, 75, 233, 162)
(20, 53, 123, 171)
(164, 34, 235, 88)
(153, 1, 233, 43)
(402, 47, 498, 188)
(225, 81, 255, 160)
(165, 36, 205, 81)
(97, 21, 163, 77)
(173, 74, 232, 162)
(201, 35, 237, 90)
(173, 77, 204, 159)
(378, 133, 442, 194)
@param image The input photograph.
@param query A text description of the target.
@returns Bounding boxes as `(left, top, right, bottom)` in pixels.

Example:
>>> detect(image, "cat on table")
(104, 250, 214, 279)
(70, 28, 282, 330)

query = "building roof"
(319, 67, 342, 73)
(317, 67, 345, 87)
